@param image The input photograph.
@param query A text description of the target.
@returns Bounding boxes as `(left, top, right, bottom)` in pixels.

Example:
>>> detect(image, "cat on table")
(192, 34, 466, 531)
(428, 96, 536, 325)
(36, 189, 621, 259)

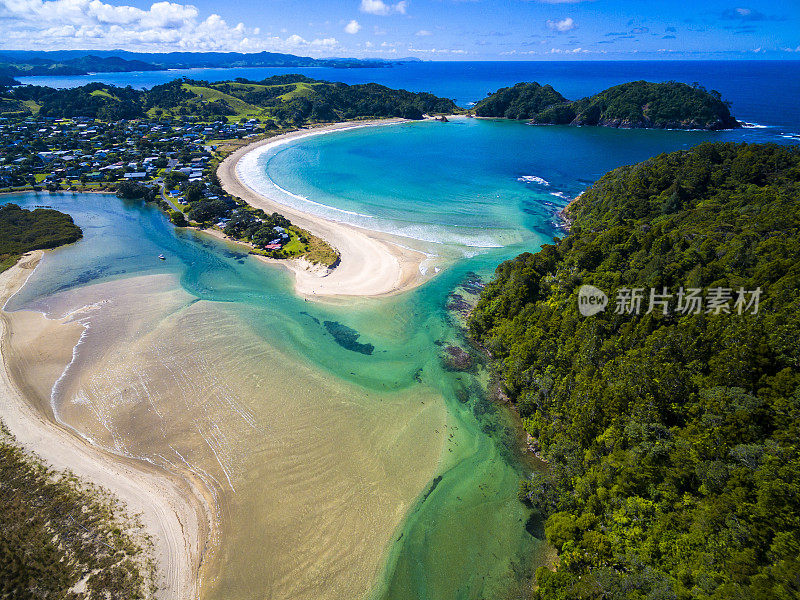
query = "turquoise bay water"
(248, 117, 764, 252)
(5, 118, 789, 599)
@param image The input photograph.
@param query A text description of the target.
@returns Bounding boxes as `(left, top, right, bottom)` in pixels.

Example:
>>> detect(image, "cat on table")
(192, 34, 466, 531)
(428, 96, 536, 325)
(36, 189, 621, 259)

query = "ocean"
(17, 60, 800, 133)
(5, 61, 799, 600)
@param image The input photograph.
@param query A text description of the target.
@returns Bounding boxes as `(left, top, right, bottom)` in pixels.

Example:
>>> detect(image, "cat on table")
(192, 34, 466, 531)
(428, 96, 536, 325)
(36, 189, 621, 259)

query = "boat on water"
(158, 254, 166, 260)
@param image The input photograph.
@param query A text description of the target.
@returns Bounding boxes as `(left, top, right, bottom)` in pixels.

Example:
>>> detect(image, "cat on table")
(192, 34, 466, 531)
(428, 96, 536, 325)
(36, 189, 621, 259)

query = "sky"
(0, 0, 798, 60)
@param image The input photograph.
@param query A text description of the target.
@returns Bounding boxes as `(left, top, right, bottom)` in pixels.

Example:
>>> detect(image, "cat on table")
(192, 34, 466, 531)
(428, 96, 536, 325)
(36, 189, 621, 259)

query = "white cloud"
(344, 19, 361, 34)
(548, 47, 604, 54)
(408, 46, 467, 54)
(359, 0, 407, 16)
(284, 35, 338, 47)
(546, 17, 575, 32)
(415, 29, 431, 36)
(0, 0, 339, 52)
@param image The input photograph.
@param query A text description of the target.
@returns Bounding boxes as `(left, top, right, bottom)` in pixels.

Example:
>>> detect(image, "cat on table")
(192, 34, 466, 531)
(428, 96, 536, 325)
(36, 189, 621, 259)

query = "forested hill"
(0, 50, 404, 79)
(469, 142, 800, 598)
(0, 75, 458, 123)
(474, 80, 739, 130)
(472, 82, 567, 120)
(0, 54, 159, 79)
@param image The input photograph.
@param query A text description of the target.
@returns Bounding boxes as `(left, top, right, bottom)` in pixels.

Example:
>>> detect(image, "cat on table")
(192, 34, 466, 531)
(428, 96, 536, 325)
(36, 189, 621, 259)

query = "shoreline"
(0, 251, 213, 600)
(217, 119, 441, 300)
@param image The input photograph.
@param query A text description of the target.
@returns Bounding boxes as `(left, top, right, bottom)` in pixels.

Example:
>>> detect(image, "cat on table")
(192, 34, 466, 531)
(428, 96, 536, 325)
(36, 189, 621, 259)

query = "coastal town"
(0, 115, 261, 190)
(0, 113, 339, 262)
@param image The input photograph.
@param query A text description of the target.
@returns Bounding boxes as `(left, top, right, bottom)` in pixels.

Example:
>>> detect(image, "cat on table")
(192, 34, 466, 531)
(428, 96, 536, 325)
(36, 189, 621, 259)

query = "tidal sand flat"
(39, 274, 448, 600)
(1, 192, 452, 600)
(0, 253, 208, 600)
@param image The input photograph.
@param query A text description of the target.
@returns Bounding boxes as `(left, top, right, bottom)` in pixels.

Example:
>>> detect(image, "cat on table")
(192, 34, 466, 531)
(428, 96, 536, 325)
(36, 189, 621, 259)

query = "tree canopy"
(0, 203, 82, 256)
(1, 76, 459, 123)
(473, 82, 567, 120)
(470, 142, 800, 599)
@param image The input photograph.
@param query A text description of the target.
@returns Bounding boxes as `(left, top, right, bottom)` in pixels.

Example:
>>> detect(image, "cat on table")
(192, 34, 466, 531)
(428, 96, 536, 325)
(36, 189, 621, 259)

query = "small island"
(474, 80, 740, 130)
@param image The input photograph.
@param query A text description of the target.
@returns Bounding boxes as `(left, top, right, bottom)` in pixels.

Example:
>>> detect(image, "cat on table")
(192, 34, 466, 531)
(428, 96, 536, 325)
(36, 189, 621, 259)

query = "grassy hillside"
(470, 142, 800, 599)
(2, 75, 460, 124)
(475, 80, 739, 130)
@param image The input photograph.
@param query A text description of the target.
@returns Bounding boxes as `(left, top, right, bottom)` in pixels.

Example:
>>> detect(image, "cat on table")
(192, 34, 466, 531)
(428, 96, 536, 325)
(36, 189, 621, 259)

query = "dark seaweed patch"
(323, 320, 374, 355)
(299, 311, 321, 325)
(420, 475, 443, 504)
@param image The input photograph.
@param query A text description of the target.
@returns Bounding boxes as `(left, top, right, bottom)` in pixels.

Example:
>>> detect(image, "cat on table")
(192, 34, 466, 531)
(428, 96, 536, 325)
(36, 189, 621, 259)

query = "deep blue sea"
(18, 60, 800, 133)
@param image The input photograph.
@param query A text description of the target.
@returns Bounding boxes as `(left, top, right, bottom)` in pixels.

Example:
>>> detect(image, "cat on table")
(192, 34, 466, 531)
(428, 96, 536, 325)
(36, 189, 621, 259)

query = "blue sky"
(0, 0, 798, 59)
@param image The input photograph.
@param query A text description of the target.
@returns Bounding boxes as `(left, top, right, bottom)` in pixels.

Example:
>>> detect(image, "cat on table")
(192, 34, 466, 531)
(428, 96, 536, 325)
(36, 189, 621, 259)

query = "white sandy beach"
(0, 252, 212, 600)
(217, 120, 441, 299)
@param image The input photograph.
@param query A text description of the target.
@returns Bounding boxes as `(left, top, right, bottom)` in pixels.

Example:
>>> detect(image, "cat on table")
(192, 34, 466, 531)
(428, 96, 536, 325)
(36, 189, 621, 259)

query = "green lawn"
(282, 229, 307, 255)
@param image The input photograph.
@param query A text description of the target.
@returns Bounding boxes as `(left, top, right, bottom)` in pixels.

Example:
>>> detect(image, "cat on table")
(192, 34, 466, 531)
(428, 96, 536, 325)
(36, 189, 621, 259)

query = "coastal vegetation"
(0, 54, 157, 80)
(0, 75, 453, 268)
(1, 76, 459, 124)
(0, 423, 156, 599)
(470, 142, 800, 599)
(0, 203, 82, 271)
(0, 73, 447, 266)
(473, 82, 567, 120)
(475, 80, 739, 130)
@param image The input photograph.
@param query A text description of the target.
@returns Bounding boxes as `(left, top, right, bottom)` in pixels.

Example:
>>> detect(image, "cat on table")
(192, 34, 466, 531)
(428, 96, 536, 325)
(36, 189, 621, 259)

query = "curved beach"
(0, 252, 212, 600)
(217, 120, 438, 299)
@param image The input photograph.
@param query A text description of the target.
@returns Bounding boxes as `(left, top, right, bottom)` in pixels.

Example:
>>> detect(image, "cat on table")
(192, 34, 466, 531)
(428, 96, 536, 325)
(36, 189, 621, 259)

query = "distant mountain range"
(0, 51, 421, 82)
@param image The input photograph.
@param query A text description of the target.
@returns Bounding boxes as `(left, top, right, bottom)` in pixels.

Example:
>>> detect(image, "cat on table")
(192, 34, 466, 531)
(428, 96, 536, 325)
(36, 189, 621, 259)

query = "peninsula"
(0, 50, 420, 82)
(470, 142, 800, 598)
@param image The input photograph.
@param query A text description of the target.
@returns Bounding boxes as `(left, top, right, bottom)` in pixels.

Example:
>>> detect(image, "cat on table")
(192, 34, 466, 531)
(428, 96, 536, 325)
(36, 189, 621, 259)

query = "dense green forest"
(0, 203, 82, 271)
(474, 81, 739, 130)
(1, 75, 459, 123)
(0, 424, 155, 599)
(473, 82, 567, 120)
(469, 142, 800, 598)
